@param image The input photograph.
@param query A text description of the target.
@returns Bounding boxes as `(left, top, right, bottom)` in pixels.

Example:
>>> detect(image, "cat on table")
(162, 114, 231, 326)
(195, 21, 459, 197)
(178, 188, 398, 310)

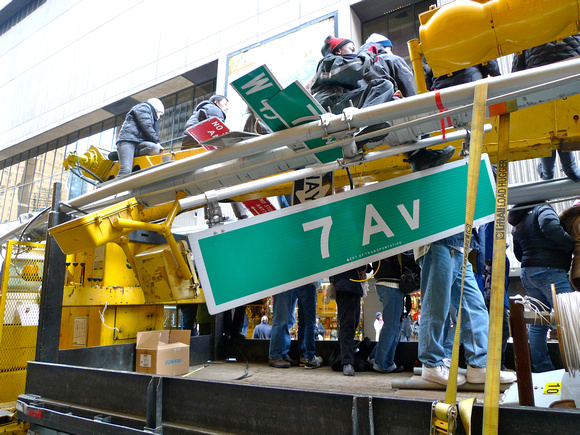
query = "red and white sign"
(185, 117, 229, 150)
(243, 198, 277, 215)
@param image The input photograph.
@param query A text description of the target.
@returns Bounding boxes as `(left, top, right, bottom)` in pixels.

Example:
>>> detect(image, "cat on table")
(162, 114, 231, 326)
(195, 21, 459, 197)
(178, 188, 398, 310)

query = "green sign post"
(190, 156, 496, 314)
(231, 65, 342, 163)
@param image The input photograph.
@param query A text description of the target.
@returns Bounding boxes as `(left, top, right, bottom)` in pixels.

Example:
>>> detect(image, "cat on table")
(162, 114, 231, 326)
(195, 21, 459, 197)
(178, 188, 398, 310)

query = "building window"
(0, 0, 47, 37)
(361, 1, 432, 65)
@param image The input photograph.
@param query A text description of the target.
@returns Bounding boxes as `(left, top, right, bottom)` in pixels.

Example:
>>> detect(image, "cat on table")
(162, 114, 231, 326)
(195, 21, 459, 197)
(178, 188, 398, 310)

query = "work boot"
(355, 122, 390, 149)
(406, 146, 455, 172)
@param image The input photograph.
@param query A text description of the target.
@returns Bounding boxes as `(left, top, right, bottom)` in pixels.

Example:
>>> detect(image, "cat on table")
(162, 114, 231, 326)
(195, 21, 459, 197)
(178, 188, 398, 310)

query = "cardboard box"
(136, 330, 190, 376)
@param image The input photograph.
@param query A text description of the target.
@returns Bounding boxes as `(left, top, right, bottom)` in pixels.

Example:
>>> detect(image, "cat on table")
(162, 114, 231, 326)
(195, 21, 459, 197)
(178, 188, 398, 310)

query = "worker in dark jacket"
(359, 33, 455, 171)
(311, 36, 395, 114)
(508, 202, 574, 372)
(512, 34, 580, 181)
(182, 94, 228, 148)
(424, 59, 501, 92)
(367, 251, 419, 373)
(115, 98, 165, 177)
(311, 36, 395, 149)
(358, 33, 416, 98)
(330, 263, 371, 376)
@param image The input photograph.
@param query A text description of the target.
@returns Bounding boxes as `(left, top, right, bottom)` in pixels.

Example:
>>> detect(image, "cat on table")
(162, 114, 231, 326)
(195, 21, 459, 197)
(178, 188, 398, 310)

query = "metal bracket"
(341, 104, 357, 131)
(318, 112, 334, 137)
(459, 130, 471, 157)
(205, 190, 225, 227)
(430, 401, 457, 435)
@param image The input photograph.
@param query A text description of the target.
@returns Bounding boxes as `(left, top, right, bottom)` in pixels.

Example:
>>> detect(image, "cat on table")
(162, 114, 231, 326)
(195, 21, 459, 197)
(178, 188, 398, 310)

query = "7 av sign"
(189, 156, 496, 314)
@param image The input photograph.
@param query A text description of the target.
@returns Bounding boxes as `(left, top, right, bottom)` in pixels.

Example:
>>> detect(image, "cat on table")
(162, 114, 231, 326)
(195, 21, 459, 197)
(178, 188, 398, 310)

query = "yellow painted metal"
(63, 286, 146, 306)
(65, 243, 140, 288)
(418, 0, 580, 77)
(62, 145, 115, 182)
(59, 304, 164, 349)
(113, 199, 192, 281)
(0, 241, 44, 404)
(49, 198, 142, 254)
(134, 240, 198, 303)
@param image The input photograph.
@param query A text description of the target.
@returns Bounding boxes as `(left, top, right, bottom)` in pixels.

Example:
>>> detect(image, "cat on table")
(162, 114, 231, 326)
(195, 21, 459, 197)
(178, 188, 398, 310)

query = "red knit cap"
(321, 35, 353, 56)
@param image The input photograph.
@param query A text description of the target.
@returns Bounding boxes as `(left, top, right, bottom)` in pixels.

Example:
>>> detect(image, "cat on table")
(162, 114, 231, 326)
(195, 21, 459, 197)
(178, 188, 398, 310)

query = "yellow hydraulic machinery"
(410, 0, 580, 81)
(49, 198, 204, 349)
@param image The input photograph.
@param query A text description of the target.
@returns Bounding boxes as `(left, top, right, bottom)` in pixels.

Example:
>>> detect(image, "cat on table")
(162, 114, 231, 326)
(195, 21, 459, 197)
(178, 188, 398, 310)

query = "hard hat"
(147, 98, 165, 116)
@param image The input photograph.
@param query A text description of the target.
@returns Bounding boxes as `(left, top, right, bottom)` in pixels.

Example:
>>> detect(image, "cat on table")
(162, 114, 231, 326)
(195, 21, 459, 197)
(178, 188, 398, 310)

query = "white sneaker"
(422, 364, 466, 386)
(466, 366, 517, 384)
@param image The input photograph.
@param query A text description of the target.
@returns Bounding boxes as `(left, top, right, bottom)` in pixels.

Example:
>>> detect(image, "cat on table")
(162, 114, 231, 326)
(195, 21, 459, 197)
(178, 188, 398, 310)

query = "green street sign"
(231, 65, 285, 131)
(267, 81, 342, 162)
(190, 156, 496, 314)
(231, 65, 342, 163)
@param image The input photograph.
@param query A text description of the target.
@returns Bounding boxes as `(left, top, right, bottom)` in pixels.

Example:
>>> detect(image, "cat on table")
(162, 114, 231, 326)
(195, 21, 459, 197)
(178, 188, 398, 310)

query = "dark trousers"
(336, 291, 361, 366)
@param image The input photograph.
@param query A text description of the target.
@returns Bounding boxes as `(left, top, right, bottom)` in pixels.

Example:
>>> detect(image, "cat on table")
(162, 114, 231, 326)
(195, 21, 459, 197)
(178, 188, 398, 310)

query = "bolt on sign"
(189, 155, 496, 314)
(231, 65, 342, 163)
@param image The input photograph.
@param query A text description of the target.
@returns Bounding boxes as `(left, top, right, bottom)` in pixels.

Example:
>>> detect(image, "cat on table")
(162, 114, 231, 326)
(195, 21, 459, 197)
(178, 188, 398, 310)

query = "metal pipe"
(178, 128, 476, 211)
(65, 57, 580, 210)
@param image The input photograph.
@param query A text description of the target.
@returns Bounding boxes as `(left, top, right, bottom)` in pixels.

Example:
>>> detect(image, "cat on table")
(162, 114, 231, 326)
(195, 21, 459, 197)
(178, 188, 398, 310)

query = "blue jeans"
(296, 284, 317, 360)
(521, 267, 573, 372)
(418, 244, 489, 368)
(117, 140, 163, 177)
(269, 283, 317, 360)
(539, 150, 580, 181)
(369, 284, 404, 370)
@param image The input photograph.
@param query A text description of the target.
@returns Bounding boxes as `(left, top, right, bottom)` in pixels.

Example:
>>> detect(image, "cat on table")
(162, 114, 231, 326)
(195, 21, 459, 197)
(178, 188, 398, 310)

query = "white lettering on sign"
(398, 199, 420, 230)
(291, 104, 320, 126)
(258, 100, 288, 125)
(362, 200, 420, 246)
(211, 120, 224, 130)
(362, 204, 394, 245)
(240, 72, 274, 95)
(303, 216, 333, 259)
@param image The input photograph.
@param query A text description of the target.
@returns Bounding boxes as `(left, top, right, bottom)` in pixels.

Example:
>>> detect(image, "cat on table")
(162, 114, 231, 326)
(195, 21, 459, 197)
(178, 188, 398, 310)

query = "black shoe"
(108, 151, 119, 161)
(269, 358, 291, 369)
(283, 355, 299, 367)
(343, 364, 355, 376)
(355, 122, 390, 149)
(407, 146, 455, 172)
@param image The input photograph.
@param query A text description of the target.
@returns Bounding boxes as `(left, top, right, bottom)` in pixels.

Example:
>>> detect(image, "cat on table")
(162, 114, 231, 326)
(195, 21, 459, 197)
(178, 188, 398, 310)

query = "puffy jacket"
(311, 52, 395, 114)
(358, 42, 416, 97)
(559, 204, 580, 289)
(424, 58, 501, 91)
(508, 204, 573, 270)
(117, 102, 160, 144)
(184, 101, 226, 132)
(512, 34, 580, 72)
(372, 251, 419, 286)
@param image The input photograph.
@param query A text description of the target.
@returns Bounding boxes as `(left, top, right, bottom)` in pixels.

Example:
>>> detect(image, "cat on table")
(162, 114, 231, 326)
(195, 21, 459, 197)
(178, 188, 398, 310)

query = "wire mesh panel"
(0, 241, 45, 404)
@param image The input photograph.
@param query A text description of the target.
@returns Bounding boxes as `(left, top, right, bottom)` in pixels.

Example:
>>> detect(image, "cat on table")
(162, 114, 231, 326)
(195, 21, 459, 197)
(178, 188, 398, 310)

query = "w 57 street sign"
(189, 156, 496, 314)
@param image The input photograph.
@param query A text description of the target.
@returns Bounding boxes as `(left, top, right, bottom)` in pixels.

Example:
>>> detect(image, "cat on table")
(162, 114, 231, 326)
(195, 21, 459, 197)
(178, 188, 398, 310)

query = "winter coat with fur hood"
(559, 204, 580, 290)
(508, 204, 573, 270)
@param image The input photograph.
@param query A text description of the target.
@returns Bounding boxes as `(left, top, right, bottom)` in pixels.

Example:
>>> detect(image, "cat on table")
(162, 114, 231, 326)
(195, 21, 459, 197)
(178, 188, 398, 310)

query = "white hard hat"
(147, 98, 165, 116)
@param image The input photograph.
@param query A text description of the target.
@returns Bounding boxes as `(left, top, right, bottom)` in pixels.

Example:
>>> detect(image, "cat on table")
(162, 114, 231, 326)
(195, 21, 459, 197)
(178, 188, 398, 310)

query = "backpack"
(328, 337, 373, 372)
